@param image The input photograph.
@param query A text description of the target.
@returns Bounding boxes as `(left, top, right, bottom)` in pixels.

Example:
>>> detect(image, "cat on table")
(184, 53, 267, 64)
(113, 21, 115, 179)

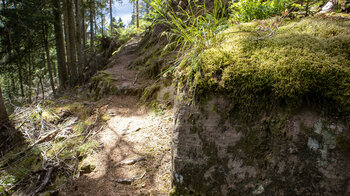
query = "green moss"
(178, 17, 350, 115)
(140, 84, 161, 103)
(163, 92, 170, 101)
(336, 136, 350, 153)
(90, 71, 117, 100)
(77, 141, 99, 158)
(101, 113, 111, 122)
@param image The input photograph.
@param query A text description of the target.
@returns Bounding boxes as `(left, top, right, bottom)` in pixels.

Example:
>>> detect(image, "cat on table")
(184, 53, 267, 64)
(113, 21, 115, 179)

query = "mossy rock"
(79, 156, 97, 175)
(89, 71, 117, 100)
(178, 17, 350, 115)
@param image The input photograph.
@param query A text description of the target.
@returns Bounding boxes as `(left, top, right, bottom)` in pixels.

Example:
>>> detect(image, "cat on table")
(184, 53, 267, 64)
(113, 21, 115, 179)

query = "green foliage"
(152, 0, 229, 100)
(116, 19, 152, 43)
(230, 0, 292, 22)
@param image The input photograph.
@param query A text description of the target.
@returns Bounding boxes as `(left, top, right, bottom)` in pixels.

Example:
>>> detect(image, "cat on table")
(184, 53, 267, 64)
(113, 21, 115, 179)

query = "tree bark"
(0, 85, 8, 124)
(90, 0, 95, 49)
(27, 52, 33, 103)
(63, 0, 71, 80)
(67, 0, 78, 85)
(136, 0, 139, 28)
(52, 0, 68, 89)
(101, 12, 105, 36)
(110, 0, 113, 35)
(17, 57, 25, 98)
(43, 24, 56, 96)
(82, 7, 86, 50)
(75, 0, 83, 80)
(81, 6, 86, 67)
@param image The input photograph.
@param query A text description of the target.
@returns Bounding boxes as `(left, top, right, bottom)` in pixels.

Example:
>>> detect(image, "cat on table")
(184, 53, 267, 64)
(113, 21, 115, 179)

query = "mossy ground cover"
(180, 17, 350, 115)
(0, 97, 102, 194)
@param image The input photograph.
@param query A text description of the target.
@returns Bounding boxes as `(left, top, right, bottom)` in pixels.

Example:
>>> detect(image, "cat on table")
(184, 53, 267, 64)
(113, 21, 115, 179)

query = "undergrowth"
(230, 0, 293, 22)
(0, 98, 103, 194)
(152, 0, 230, 101)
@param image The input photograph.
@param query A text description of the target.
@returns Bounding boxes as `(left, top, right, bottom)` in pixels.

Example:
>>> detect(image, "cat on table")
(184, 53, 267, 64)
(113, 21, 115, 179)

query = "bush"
(230, 0, 292, 22)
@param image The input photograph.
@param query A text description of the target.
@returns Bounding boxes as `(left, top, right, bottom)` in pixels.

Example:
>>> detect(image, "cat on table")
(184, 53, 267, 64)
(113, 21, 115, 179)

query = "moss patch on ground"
(179, 17, 350, 115)
(0, 98, 103, 194)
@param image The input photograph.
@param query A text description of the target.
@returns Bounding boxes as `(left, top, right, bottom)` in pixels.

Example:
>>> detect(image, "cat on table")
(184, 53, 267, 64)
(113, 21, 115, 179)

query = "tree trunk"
(0, 85, 8, 124)
(63, 0, 71, 79)
(110, 0, 113, 35)
(27, 52, 33, 103)
(75, 0, 83, 80)
(136, 0, 139, 28)
(17, 58, 25, 98)
(0, 84, 23, 154)
(101, 12, 105, 36)
(90, 0, 95, 49)
(43, 24, 56, 96)
(82, 7, 86, 50)
(52, 0, 68, 89)
(67, 0, 78, 85)
(81, 7, 86, 68)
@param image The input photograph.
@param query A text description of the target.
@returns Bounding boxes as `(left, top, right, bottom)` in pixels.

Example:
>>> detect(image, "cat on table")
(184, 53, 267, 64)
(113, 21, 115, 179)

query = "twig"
(28, 167, 54, 196)
(113, 172, 147, 184)
(26, 128, 63, 152)
(113, 156, 146, 168)
(253, 7, 295, 41)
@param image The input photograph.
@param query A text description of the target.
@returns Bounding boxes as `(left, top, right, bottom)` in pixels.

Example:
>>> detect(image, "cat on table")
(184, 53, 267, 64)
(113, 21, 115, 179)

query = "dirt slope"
(60, 38, 172, 196)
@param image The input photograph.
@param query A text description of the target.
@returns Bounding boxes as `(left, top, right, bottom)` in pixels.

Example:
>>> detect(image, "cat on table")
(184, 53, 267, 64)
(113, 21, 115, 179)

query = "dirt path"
(61, 38, 172, 196)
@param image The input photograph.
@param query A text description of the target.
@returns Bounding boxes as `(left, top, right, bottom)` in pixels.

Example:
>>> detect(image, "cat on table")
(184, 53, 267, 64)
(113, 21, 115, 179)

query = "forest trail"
(60, 38, 172, 195)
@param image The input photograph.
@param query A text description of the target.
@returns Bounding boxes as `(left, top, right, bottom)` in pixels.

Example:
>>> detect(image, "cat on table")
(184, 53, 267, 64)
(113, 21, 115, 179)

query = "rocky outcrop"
(172, 96, 350, 195)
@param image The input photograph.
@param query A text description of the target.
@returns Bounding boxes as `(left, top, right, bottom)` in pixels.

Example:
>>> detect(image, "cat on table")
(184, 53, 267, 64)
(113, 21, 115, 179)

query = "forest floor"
(60, 38, 173, 195)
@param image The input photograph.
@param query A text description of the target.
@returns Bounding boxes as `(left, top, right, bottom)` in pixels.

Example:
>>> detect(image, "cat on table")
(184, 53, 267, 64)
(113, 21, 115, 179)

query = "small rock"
(80, 163, 96, 175)
(253, 185, 265, 195)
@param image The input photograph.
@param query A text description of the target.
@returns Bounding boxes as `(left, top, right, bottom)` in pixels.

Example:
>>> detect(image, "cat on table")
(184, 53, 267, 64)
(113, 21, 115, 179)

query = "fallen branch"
(27, 129, 62, 151)
(113, 156, 146, 168)
(28, 167, 54, 196)
(113, 172, 146, 184)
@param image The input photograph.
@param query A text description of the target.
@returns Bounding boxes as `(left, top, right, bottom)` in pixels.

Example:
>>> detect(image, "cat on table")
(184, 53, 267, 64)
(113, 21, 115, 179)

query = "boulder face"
(171, 96, 350, 195)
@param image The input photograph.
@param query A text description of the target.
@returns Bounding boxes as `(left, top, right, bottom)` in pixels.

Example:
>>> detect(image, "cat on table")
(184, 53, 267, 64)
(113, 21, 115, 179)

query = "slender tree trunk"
(110, 0, 113, 35)
(63, 0, 71, 79)
(75, 0, 83, 80)
(27, 52, 32, 103)
(132, 1, 135, 25)
(81, 7, 86, 68)
(67, 0, 78, 85)
(52, 0, 68, 89)
(90, 0, 95, 49)
(101, 12, 105, 36)
(11, 74, 16, 94)
(82, 8, 86, 50)
(94, 13, 97, 39)
(136, 0, 139, 28)
(0, 85, 8, 124)
(43, 24, 56, 96)
(17, 58, 24, 98)
(39, 75, 44, 100)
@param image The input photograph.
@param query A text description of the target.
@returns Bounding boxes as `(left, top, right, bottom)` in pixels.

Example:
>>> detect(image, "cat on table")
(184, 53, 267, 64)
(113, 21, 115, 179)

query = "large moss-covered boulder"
(172, 17, 350, 195)
(172, 97, 349, 195)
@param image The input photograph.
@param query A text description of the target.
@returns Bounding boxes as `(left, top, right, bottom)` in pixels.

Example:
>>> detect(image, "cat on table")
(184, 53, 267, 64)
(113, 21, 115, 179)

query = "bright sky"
(113, 1, 133, 25)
